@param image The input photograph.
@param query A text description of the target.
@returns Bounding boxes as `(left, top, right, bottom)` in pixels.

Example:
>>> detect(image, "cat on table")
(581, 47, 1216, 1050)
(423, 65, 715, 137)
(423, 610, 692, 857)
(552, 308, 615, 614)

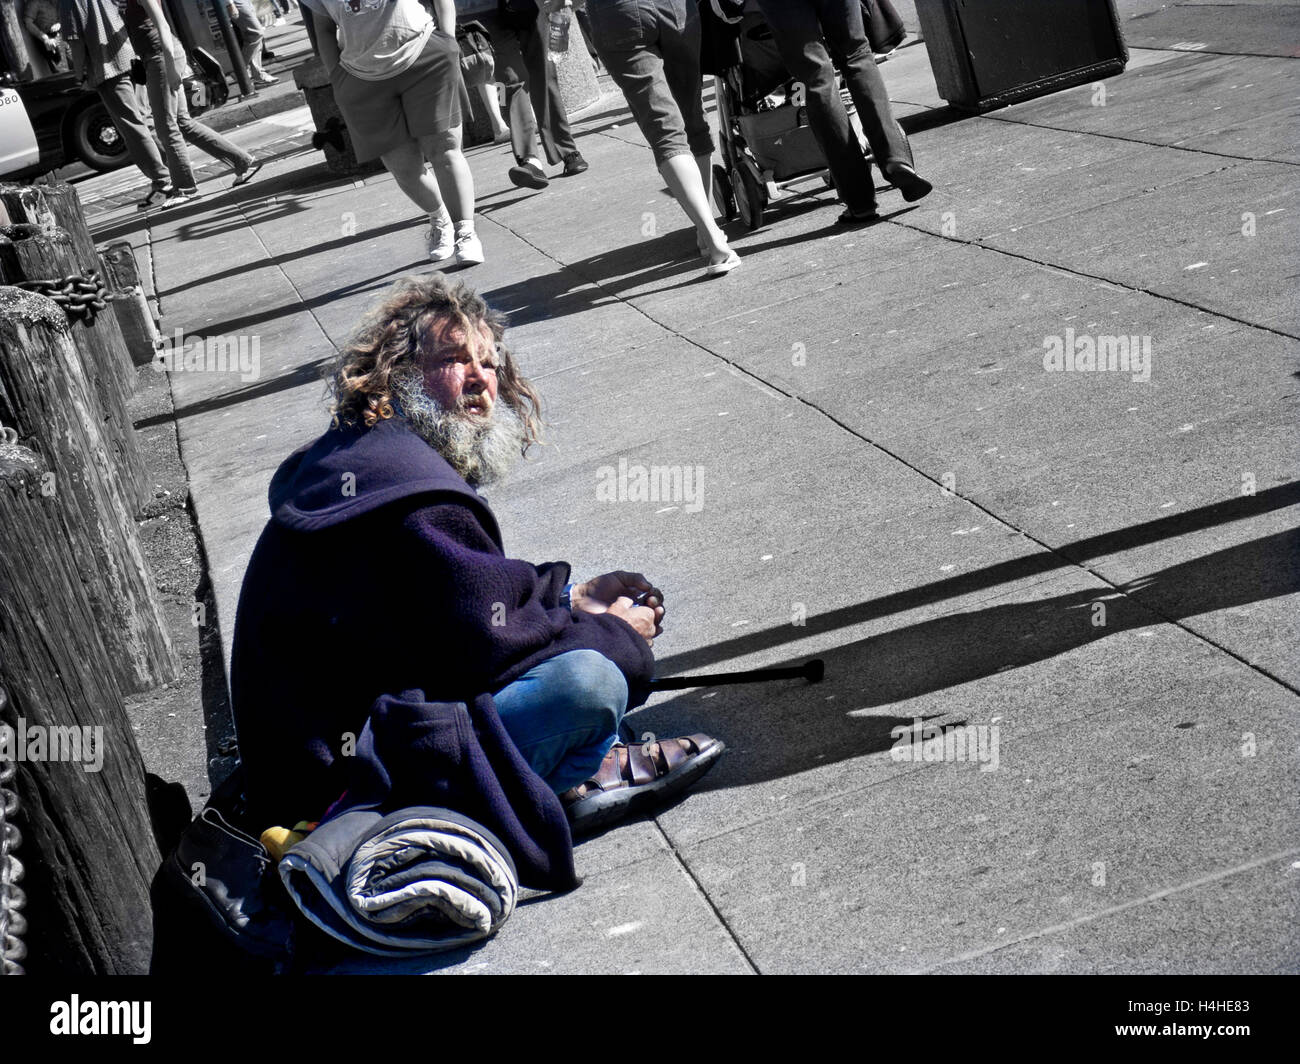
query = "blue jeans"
(144, 53, 255, 190)
(494, 650, 627, 793)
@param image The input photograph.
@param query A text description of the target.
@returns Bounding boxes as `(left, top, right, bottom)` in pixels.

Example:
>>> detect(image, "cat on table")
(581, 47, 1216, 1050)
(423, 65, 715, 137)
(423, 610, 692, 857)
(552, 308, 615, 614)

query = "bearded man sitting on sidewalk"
(229, 275, 723, 863)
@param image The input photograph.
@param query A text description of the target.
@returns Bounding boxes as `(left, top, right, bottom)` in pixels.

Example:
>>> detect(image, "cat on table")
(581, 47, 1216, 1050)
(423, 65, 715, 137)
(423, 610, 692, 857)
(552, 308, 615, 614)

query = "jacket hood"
(268, 417, 501, 540)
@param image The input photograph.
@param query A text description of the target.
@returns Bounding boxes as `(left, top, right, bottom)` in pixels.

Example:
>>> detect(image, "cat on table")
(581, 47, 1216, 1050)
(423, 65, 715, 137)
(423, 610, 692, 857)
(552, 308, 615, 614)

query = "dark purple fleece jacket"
(229, 418, 654, 889)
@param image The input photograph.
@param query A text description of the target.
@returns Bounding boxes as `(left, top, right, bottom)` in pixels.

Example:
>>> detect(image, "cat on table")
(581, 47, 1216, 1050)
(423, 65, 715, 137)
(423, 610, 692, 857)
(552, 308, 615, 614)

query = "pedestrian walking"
(303, 0, 483, 267)
(124, 0, 263, 208)
(58, 0, 172, 204)
(228, 0, 278, 87)
(490, 0, 589, 191)
(581, 0, 739, 277)
(750, 0, 931, 223)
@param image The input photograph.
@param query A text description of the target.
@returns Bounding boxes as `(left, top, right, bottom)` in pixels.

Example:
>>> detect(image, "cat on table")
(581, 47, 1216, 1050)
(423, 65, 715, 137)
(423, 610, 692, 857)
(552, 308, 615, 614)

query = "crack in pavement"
(878, 209, 1300, 341)
(653, 821, 762, 974)
(973, 110, 1300, 170)
(921, 845, 1300, 972)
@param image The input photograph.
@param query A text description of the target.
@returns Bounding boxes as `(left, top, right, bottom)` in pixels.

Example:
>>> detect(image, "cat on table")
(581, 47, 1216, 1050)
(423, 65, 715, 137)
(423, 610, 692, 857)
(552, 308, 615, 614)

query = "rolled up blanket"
(279, 805, 518, 957)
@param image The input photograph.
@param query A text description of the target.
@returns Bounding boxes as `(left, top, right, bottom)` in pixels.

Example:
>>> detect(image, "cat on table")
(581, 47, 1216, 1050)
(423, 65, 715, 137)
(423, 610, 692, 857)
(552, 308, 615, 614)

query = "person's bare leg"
(476, 82, 510, 140)
(659, 153, 732, 265)
(380, 140, 446, 215)
(694, 152, 716, 254)
(695, 152, 713, 206)
(420, 127, 475, 223)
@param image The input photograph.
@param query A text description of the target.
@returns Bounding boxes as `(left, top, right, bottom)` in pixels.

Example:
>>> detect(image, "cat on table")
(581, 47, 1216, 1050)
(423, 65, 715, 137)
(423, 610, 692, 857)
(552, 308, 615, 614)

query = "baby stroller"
(710, 0, 911, 231)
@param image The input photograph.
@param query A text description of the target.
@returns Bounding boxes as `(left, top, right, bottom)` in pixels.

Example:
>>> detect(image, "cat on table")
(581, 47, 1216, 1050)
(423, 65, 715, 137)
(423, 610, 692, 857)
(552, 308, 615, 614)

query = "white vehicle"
(0, 87, 40, 177)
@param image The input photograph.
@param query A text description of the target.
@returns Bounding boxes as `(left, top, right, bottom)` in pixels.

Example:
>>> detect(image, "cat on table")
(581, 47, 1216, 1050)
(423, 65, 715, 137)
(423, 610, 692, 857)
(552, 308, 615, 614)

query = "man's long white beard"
(391, 367, 524, 488)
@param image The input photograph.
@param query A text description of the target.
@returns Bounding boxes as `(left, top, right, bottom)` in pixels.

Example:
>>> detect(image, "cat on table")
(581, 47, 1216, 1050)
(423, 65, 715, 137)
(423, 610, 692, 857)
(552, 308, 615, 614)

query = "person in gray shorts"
(580, 0, 739, 278)
(303, 0, 483, 267)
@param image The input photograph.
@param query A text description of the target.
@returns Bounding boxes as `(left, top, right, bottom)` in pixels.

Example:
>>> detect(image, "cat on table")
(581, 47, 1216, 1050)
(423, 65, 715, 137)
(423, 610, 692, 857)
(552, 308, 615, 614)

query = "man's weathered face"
(391, 315, 523, 489)
(419, 318, 499, 419)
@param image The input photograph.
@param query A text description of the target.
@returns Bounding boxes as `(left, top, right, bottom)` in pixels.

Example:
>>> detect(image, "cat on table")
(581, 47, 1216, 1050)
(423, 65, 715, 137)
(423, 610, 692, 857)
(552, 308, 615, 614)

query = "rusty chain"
(16, 271, 112, 323)
(0, 685, 26, 976)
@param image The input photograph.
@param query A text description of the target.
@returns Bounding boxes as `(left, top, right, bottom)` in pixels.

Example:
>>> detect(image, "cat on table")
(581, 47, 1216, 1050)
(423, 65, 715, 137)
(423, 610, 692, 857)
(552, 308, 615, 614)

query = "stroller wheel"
(713, 165, 736, 222)
(735, 166, 765, 232)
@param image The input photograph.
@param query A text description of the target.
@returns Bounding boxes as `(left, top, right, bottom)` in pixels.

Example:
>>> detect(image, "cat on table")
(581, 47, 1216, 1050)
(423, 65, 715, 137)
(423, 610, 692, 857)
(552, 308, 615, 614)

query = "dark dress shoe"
(836, 205, 880, 226)
(508, 160, 550, 189)
(883, 162, 932, 202)
(562, 151, 589, 176)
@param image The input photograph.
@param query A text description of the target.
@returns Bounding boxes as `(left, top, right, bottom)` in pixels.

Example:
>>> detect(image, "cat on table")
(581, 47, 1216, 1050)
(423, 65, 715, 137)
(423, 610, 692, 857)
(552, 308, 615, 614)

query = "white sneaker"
(427, 216, 455, 261)
(273, 16, 286, 26)
(454, 231, 484, 267)
(253, 73, 278, 87)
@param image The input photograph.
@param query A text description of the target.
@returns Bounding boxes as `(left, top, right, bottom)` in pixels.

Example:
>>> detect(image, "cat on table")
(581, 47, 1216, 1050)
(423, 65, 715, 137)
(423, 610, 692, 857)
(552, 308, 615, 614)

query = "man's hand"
(606, 597, 659, 646)
(571, 571, 664, 618)
(571, 571, 664, 644)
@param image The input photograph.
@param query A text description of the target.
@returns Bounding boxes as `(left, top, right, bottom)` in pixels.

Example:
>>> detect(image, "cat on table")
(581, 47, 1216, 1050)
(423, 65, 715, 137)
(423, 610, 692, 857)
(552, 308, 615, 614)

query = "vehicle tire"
(68, 100, 129, 172)
(735, 165, 765, 232)
(713, 164, 736, 222)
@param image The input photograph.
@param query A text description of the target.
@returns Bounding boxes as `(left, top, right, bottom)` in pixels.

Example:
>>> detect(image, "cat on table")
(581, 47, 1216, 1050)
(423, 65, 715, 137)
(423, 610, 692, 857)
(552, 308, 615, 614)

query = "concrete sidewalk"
(87, 1, 1299, 973)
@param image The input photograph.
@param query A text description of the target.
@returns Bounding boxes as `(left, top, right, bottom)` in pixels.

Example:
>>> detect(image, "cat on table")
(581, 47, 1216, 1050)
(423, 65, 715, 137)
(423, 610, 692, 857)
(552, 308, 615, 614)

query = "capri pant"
(584, 0, 713, 166)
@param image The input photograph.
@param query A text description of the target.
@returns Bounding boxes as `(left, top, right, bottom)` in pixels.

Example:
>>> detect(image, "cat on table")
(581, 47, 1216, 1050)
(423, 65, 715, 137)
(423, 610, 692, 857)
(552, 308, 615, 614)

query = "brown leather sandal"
(560, 734, 725, 836)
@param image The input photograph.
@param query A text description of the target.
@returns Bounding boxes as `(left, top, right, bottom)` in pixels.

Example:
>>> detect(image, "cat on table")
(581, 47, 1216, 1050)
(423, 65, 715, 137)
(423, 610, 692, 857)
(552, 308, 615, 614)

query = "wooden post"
(0, 442, 159, 975)
(0, 183, 101, 268)
(99, 240, 161, 368)
(1, 183, 161, 373)
(0, 223, 151, 511)
(0, 287, 177, 694)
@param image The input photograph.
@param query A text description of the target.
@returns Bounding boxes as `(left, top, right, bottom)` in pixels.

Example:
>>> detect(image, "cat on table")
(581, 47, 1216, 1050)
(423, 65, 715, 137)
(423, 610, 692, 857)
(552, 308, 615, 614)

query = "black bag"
(457, 19, 496, 87)
(129, 57, 146, 85)
(149, 768, 295, 974)
(187, 46, 231, 112)
(863, 0, 906, 55)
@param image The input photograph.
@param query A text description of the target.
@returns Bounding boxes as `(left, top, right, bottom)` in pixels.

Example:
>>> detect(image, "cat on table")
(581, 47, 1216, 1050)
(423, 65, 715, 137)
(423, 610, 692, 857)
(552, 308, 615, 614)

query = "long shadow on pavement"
(156, 215, 432, 298)
(479, 198, 917, 326)
(142, 256, 431, 369)
(633, 525, 1299, 792)
(654, 482, 1300, 676)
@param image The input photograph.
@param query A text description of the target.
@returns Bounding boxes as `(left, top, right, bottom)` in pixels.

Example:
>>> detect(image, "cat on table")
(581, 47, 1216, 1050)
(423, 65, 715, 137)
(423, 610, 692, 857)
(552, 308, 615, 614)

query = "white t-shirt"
(301, 0, 438, 81)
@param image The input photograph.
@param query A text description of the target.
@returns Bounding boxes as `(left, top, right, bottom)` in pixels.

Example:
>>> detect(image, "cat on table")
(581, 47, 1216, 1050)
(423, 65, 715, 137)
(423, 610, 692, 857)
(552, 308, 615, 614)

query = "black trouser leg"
(815, 0, 911, 171)
(755, 0, 875, 212)
(520, 11, 578, 165)
(506, 81, 542, 165)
